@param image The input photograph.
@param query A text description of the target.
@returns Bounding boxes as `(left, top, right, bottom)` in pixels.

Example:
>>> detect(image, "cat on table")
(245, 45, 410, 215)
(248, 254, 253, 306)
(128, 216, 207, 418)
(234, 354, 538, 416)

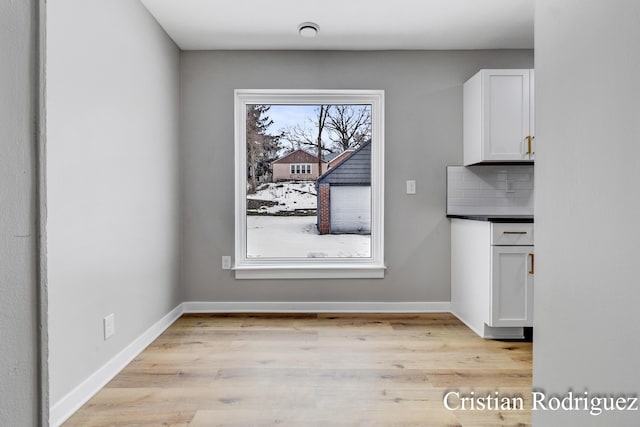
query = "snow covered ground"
(246, 180, 370, 258)
(247, 216, 371, 258)
(247, 181, 316, 214)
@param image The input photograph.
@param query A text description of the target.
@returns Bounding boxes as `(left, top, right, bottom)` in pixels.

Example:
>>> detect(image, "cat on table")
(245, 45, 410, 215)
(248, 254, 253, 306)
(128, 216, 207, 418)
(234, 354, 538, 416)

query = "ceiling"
(139, 0, 534, 51)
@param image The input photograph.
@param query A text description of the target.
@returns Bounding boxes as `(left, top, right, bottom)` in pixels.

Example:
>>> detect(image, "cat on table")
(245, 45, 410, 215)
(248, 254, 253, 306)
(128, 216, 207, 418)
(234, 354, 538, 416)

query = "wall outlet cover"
(104, 313, 115, 340)
(222, 256, 232, 270)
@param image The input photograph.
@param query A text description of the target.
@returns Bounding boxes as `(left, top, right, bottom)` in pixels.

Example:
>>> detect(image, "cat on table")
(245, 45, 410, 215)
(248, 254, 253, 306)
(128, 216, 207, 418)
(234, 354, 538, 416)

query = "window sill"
(233, 264, 386, 280)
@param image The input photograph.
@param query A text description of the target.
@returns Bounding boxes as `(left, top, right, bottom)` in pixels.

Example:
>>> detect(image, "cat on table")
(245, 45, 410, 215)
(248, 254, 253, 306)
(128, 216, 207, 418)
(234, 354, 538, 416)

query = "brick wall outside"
(317, 183, 331, 235)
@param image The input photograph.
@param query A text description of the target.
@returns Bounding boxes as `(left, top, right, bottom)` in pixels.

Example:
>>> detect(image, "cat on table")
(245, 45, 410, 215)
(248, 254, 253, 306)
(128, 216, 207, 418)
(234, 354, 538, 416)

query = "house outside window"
(272, 151, 327, 181)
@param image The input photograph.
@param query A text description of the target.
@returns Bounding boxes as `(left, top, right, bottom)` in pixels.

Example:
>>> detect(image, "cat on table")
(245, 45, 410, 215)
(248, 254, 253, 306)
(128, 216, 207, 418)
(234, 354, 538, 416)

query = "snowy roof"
(272, 149, 327, 165)
(317, 141, 371, 186)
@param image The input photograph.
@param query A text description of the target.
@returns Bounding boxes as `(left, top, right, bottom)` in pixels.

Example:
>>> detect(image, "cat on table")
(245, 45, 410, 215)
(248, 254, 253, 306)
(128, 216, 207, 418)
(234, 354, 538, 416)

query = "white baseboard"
(49, 304, 184, 427)
(50, 300, 451, 425)
(182, 301, 451, 313)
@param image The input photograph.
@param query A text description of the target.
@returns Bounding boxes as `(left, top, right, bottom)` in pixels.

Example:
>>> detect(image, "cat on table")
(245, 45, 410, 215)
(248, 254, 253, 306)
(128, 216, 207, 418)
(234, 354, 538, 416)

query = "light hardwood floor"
(64, 313, 532, 426)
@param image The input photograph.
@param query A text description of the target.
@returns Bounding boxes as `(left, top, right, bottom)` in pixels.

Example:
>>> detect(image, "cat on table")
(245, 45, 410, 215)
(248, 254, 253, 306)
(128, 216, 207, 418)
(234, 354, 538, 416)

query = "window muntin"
(290, 164, 312, 174)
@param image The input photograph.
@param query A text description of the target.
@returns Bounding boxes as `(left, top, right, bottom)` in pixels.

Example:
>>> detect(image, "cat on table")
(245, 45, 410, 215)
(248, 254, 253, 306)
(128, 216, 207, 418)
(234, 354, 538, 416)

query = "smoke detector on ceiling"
(298, 22, 319, 38)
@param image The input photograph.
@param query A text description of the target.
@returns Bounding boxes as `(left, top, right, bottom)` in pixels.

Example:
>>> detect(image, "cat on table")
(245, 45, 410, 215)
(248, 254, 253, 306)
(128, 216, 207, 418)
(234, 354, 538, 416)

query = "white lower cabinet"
(490, 246, 534, 327)
(451, 218, 534, 339)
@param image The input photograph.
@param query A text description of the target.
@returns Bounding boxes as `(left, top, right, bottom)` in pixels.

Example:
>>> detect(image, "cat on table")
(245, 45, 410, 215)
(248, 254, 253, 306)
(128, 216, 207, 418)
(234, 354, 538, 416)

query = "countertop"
(446, 214, 534, 223)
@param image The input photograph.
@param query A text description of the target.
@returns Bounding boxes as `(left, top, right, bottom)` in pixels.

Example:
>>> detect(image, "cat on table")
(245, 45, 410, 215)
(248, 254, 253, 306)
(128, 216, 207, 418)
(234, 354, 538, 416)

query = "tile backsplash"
(447, 165, 534, 215)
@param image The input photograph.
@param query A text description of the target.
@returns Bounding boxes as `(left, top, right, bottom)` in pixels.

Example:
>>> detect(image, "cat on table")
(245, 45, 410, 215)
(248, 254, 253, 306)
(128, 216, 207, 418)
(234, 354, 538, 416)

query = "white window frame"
(290, 163, 312, 175)
(234, 89, 385, 279)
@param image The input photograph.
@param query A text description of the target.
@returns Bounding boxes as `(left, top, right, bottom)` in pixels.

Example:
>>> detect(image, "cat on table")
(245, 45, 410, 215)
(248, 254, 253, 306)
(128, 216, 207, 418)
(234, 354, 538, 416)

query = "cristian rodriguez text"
(443, 389, 638, 416)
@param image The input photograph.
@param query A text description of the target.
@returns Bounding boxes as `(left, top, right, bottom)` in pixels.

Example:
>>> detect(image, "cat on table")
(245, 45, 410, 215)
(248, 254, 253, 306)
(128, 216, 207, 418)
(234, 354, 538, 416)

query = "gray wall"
(47, 0, 181, 405)
(181, 50, 533, 302)
(0, 0, 42, 425)
(534, 1, 640, 425)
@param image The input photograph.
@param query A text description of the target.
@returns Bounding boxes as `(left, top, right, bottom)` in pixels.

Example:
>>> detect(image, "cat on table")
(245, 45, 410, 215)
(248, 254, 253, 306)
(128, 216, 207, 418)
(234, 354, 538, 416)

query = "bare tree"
(279, 105, 372, 177)
(281, 105, 333, 162)
(315, 105, 330, 176)
(326, 105, 371, 152)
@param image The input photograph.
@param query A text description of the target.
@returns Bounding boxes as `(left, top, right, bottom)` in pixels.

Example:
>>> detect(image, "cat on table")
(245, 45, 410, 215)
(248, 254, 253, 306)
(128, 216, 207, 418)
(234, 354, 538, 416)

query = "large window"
(234, 89, 385, 279)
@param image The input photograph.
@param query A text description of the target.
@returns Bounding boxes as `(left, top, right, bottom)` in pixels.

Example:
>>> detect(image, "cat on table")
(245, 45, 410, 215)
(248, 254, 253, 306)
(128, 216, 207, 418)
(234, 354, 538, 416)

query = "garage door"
(330, 186, 371, 234)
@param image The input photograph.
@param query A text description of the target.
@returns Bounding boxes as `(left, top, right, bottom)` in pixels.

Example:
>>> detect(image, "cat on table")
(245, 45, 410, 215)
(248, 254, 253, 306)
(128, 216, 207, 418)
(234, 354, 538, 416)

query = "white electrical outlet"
(104, 313, 115, 340)
(222, 256, 232, 270)
(406, 180, 416, 195)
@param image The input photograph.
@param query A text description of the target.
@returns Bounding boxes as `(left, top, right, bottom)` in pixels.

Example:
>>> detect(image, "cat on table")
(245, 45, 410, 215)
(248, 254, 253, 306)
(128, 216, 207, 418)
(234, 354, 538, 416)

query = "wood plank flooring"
(63, 313, 532, 426)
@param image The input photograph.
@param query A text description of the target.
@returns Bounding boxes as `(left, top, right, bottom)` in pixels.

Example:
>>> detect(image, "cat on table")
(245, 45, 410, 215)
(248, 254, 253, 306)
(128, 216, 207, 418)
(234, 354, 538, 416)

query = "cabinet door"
(489, 246, 534, 327)
(482, 70, 531, 162)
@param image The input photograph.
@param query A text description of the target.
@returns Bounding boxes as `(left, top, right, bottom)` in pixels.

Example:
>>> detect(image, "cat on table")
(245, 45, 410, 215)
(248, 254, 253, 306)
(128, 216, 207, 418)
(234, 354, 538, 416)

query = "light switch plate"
(406, 180, 416, 195)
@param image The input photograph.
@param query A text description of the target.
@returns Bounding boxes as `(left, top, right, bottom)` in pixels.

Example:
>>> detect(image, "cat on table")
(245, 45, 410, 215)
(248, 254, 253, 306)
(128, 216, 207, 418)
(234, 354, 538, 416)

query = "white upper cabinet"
(463, 69, 535, 165)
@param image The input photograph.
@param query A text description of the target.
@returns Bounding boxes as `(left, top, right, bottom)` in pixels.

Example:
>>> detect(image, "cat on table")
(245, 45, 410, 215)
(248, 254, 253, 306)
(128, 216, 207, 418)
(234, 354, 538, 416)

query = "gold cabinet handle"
(525, 136, 532, 155)
(530, 136, 535, 155)
(528, 253, 535, 275)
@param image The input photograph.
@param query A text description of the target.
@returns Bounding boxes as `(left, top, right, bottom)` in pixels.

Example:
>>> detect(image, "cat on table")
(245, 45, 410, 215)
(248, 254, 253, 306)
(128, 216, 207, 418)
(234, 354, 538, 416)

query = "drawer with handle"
(491, 223, 534, 245)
